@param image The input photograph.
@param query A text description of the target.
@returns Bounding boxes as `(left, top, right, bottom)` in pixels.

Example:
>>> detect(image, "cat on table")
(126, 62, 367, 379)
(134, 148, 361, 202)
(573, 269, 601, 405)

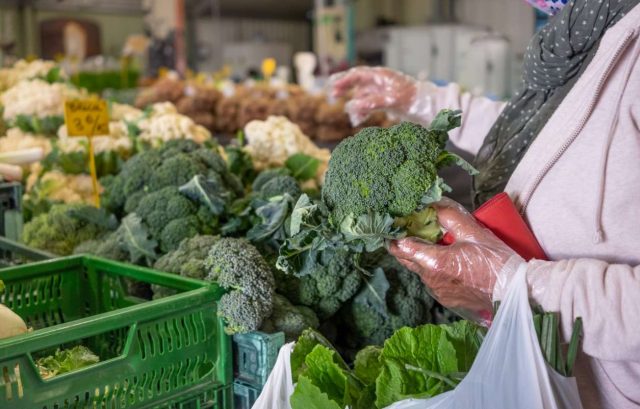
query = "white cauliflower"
(57, 122, 133, 156)
(244, 115, 331, 182)
(110, 103, 143, 122)
(1, 79, 85, 121)
(136, 102, 211, 147)
(25, 163, 101, 206)
(0, 59, 61, 92)
(0, 128, 52, 155)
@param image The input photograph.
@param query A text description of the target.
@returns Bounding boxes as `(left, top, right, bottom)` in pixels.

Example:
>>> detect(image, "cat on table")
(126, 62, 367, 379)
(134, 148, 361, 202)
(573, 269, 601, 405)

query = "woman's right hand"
(330, 67, 419, 126)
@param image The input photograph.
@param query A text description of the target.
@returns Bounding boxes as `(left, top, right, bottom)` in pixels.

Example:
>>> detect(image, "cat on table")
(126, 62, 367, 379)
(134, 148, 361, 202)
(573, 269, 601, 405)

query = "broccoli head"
(275, 250, 362, 319)
(204, 238, 275, 334)
(23, 203, 115, 255)
(133, 186, 216, 253)
(339, 253, 436, 350)
(101, 139, 242, 216)
(260, 294, 320, 341)
(151, 235, 219, 299)
(321, 112, 475, 243)
(73, 231, 128, 262)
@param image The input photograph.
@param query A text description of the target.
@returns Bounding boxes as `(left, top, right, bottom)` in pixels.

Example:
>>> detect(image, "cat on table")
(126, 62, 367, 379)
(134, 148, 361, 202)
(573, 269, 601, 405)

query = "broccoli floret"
(134, 186, 215, 253)
(151, 235, 219, 299)
(260, 294, 320, 341)
(23, 204, 114, 255)
(277, 250, 363, 319)
(258, 175, 302, 200)
(204, 238, 275, 334)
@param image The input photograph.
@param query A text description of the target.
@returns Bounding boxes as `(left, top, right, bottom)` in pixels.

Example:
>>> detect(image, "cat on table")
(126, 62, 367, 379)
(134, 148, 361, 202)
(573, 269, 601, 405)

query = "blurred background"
(0, 0, 547, 100)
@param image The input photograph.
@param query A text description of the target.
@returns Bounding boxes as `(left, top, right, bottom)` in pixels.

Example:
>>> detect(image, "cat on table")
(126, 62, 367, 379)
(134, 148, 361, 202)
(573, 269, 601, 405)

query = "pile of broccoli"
(24, 203, 117, 255)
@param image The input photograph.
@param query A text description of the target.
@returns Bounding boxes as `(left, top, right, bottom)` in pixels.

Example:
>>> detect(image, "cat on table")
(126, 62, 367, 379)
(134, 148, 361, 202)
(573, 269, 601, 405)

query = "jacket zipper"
(520, 29, 637, 215)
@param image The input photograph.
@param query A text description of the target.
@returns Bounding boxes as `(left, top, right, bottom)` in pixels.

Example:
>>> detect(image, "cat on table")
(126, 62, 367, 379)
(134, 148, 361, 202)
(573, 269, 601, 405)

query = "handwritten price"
(64, 99, 110, 137)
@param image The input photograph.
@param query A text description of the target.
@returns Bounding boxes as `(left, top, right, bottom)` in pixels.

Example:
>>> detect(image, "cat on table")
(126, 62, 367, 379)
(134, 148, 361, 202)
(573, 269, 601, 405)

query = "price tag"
(64, 99, 110, 137)
(63, 98, 110, 208)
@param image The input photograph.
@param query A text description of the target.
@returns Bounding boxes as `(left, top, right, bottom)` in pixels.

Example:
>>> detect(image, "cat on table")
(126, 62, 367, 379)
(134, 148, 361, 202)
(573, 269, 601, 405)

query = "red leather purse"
(442, 192, 548, 261)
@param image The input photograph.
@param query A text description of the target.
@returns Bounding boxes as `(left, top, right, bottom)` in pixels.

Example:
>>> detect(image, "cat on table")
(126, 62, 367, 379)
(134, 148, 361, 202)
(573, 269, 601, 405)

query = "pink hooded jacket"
(408, 6, 640, 409)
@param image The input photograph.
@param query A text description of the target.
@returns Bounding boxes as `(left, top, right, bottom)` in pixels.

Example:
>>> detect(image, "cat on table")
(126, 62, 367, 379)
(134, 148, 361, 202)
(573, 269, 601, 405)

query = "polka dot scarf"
(472, 0, 639, 208)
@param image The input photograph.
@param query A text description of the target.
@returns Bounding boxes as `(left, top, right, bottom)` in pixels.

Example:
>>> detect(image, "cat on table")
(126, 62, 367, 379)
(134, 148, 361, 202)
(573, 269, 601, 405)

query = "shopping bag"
(251, 342, 296, 409)
(385, 263, 583, 409)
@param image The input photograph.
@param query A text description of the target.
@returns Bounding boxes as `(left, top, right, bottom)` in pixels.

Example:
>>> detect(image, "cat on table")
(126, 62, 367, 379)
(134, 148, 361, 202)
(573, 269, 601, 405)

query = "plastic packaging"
(329, 66, 438, 126)
(386, 264, 583, 409)
(250, 342, 295, 409)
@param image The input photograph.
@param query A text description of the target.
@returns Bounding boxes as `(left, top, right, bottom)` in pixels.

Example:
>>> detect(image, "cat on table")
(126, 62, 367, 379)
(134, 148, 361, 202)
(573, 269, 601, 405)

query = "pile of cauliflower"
(0, 128, 52, 155)
(0, 79, 85, 123)
(244, 115, 331, 182)
(25, 163, 101, 206)
(0, 59, 60, 93)
(136, 102, 212, 147)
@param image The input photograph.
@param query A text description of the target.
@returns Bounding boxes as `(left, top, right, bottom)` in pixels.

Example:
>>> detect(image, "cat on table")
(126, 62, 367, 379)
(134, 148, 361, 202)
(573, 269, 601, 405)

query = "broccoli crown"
(204, 238, 275, 334)
(23, 203, 112, 255)
(151, 235, 219, 300)
(277, 250, 363, 319)
(133, 186, 215, 253)
(258, 175, 302, 200)
(101, 139, 239, 216)
(322, 122, 447, 222)
(260, 294, 320, 341)
(341, 253, 436, 349)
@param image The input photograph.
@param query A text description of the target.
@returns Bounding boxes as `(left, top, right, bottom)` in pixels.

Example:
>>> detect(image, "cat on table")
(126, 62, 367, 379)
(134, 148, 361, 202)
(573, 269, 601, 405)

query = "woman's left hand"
(388, 198, 521, 317)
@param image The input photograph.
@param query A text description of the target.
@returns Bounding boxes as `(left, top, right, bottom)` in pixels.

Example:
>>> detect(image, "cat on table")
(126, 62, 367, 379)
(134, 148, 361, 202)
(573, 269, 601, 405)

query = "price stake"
(64, 98, 110, 208)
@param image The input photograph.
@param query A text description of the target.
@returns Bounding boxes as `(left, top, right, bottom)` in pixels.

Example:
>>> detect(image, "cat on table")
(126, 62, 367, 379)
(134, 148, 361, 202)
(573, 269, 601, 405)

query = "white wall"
(194, 17, 310, 71)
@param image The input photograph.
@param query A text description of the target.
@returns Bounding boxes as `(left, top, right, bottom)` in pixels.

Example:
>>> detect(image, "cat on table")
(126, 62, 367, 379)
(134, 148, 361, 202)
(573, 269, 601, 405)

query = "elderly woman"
(332, 1, 640, 408)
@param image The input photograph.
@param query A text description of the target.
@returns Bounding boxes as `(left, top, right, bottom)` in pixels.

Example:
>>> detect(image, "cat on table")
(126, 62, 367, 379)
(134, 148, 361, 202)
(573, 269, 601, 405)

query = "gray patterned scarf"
(472, 0, 639, 208)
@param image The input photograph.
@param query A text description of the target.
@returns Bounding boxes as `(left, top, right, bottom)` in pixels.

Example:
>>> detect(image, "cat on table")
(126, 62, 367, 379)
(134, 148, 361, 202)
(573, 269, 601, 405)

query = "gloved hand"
(388, 198, 523, 324)
(330, 67, 427, 126)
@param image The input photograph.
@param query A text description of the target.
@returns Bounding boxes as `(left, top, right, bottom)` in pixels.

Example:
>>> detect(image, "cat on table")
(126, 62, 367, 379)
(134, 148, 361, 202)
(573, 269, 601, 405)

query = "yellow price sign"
(261, 58, 277, 81)
(63, 98, 110, 208)
(64, 99, 110, 137)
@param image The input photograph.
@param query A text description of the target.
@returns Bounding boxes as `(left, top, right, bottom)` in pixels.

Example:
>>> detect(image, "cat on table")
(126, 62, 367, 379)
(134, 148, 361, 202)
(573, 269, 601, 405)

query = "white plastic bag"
(251, 342, 296, 409)
(386, 263, 583, 409)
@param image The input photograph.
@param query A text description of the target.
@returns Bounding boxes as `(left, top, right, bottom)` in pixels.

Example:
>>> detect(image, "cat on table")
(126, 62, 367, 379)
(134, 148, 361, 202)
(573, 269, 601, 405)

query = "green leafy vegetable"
(285, 153, 321, 182)
(36, 346, 100, 379)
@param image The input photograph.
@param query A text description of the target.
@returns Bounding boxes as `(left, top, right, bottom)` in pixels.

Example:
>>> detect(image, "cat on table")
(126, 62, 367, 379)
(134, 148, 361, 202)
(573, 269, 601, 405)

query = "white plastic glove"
(330, 66, 436, 126)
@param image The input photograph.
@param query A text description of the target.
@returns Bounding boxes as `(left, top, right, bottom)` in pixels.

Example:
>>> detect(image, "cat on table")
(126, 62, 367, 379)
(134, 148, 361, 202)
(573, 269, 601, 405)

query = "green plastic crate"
(0, 255, 233, 409)
(233, 381, 261, 409)
(232, 331, 285, 389)
(0, 181, 23, 241)
(0, 236, 54, 268)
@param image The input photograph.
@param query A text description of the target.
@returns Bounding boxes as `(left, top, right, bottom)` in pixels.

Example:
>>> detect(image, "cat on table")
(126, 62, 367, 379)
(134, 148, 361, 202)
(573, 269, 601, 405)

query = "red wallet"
(441, 192, 547, 261)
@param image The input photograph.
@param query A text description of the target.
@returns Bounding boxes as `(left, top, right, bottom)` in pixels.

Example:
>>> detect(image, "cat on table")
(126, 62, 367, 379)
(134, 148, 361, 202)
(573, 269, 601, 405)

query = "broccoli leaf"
(393, 207, 442, 243)
(429, 109, 462, 132)
(44, 67, 62, 84)
(285, 153, 321, 182)
(339, 213, 404, 253)
(119, 213, 158, 264)
(246, 194, 295, 243)
(290, 376, 343, 409)
(290, 194, 318, 236)
(420, 177, 451, 207)
(178, 175, 230, 215)
(436, 152, 478, 175)
(66, 205, 119, 231)
(354, 268, 391, 318)
(276, 229, 323, 277)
